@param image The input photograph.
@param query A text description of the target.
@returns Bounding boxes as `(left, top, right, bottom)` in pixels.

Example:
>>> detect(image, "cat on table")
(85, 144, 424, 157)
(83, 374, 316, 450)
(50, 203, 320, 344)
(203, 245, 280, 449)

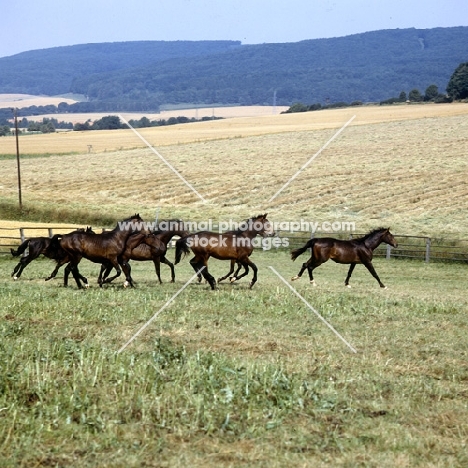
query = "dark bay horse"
(57, 214, 147, 288)
(98, 220, 190, 284)
(10, 227, 93, 282)
(290, 228, 398, 288)
(175, 214, 275, 290)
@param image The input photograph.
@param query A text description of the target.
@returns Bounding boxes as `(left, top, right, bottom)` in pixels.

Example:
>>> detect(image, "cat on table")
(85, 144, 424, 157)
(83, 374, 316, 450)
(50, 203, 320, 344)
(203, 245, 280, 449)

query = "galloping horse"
(98, 219, 190, 284)
(57, 214, 147, 288)
(175, 214, 275, 290)
(10, 227, 93, 282)
(291, 228, 398, 288)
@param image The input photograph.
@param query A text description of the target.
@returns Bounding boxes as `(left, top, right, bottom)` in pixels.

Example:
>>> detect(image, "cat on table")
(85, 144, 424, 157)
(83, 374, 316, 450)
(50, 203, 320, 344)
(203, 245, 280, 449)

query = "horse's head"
(382, 228, 398, 248)
(115, 213, 145, 233)
(130, 213, 143, 223)
(252, 213, 275, 238)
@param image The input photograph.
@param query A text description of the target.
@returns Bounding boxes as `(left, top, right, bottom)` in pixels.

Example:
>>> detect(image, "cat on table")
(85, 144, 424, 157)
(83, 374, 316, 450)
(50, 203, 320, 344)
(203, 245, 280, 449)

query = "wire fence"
(1, 226, 467, 264)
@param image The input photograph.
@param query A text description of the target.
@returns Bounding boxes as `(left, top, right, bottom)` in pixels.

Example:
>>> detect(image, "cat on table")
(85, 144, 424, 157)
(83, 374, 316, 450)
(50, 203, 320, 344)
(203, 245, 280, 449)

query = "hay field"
(1, 103, 468, 237)
(1, 102, 467, 155)
(0, 93, 77, 108)
(20, 106, 290, 125)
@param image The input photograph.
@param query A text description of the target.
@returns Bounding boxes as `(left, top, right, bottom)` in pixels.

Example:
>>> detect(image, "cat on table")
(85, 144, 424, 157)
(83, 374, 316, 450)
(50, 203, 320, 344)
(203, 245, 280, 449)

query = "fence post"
(386, 244, 391, 260)
(19, 228, 25, 243)
(425, 237, 431, 263)
(48, 228, 53, 238)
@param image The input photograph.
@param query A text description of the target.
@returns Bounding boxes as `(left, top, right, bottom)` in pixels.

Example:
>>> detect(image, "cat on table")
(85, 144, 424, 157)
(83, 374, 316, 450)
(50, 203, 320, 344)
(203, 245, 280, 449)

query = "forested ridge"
(1, 27, 467, 110)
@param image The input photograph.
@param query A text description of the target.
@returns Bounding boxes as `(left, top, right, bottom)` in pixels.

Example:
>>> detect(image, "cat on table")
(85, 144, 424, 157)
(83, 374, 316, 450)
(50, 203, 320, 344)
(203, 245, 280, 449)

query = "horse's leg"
(292, 255, 321, 285)
(189, 257, 206, 284)
(161, 256, 175, 283)
(102, 260, 123, 285)
(11, 260, 24, 279)
(98, 264, 113, 286)
(218, 259, 236, 283)
(45, 260, 66, 281)
(362, 260, 386, 288)
(11, 255, 33, 280)
(64, 263, 85, 289)
(291, 257, 310, 281)
(306, 258, 326, 286)
(152, 258, 162, 284)
(191, 256, 216, 289)
(121, 261, 134, 288)
(344, 263, 357, 288)
(230, 262, 249, 282)
(241, 258, 258, 289)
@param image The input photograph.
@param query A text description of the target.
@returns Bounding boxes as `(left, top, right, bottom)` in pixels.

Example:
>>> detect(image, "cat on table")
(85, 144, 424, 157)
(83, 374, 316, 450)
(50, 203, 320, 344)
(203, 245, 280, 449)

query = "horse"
(10, 227, 93, 282)
(175, 214, 275, 290)
(56, 214, 147, 288)
(290, 227, 398, 288)
(98, 219, 190, 284)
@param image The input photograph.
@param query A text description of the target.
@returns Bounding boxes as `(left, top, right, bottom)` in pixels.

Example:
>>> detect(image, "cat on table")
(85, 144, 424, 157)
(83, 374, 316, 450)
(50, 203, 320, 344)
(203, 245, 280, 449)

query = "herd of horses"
(10, 213, 398, 290)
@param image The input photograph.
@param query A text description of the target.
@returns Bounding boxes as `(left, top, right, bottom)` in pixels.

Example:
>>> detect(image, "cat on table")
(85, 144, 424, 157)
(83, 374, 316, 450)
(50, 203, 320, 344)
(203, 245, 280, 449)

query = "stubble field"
(1, 103, 468, 236)
(0, 103, 467, 467)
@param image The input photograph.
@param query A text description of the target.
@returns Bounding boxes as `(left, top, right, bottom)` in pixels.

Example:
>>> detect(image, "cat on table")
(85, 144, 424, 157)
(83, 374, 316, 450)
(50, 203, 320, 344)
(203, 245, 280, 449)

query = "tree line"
(283, 62, 468, 113)
(1, 28, 467, 108)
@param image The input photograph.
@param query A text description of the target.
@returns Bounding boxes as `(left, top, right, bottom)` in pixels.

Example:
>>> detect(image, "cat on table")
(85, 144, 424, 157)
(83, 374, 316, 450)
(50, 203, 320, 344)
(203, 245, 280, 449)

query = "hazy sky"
(1, 0, 467, 58)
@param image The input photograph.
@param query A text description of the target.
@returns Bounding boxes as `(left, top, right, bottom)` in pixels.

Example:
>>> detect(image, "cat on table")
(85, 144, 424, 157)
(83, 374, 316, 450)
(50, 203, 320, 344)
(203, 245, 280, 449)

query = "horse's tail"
(291, 239, 316, 261)
(174, 236, 191, 264)
(10, 239, 30, 257)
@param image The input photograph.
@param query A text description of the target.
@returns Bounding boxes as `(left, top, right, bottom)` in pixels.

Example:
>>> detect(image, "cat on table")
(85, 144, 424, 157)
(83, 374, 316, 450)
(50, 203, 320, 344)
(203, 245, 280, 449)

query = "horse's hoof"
(346, 284, 351, 288)
(310, 280, 317, 286)
(230, 277, 237, 283)
(13, 276, 18, 281)
(123, 281, 129, 288)
(291, 276, 300, 281)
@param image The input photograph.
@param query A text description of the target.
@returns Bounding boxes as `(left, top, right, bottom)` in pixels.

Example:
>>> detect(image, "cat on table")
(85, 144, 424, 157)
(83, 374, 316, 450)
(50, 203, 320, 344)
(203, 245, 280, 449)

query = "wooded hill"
(1, 27, 467, 110)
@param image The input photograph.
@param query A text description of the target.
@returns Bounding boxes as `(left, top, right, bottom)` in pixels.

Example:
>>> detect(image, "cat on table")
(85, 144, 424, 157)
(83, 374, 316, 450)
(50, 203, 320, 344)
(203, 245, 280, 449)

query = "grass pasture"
(0, 251, 467, 467)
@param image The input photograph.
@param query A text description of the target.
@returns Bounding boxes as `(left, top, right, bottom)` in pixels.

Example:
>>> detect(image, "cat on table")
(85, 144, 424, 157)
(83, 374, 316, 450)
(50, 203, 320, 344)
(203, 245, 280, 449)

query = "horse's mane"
(153, 219, 185, 234)
(357, 227, 388, 242)
(230, 214, 267, 235)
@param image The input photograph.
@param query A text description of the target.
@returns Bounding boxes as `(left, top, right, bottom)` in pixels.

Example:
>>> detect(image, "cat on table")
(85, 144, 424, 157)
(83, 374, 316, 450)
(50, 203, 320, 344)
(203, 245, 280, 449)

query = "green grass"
(0, 251, 467, 467)
(0, 152, 78, 161)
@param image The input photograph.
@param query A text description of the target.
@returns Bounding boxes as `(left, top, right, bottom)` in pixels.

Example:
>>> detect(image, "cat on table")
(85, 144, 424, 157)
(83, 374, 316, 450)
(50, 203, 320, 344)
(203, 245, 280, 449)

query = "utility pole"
(12, 108, 22, 210)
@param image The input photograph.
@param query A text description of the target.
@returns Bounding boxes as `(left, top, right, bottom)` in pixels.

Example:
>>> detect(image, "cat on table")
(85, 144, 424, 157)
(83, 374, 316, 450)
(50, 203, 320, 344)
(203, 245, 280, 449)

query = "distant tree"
(139, 116, 151, 128)
(92, 115, 122, 130)
(74, 120, 92, 131)
(0, 125, 11, 136)
(57, 102, 70, 113)
(40, 121, 56, 133)
(408, 88, 423, 102)
(308, 103, 322, 111)
(447, 62, 468, 100)
(424, 84, 439, 101)
(283, 102, 308, 113)
(399, 91, 407, 102)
